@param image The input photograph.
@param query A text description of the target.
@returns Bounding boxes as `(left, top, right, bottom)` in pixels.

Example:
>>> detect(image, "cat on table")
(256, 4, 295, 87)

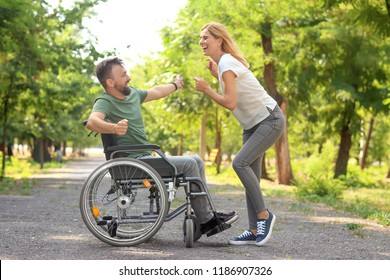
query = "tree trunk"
(359, 117, 374, 170)
(177, 134, 183, 156)
(62, 141, 67, 157)
(334, 102, 355, 178)
(1, 95, 8, 180)
(334, 124, 352, 178)
(274, 99, 293, 184)
(200, 113, 208, 160)
(387, 166, 390, 179)
(261, 22, 293, 185)
(261, 153, 271, 180)
(32, 138, 51, 166)
(1, 77, 13, 180)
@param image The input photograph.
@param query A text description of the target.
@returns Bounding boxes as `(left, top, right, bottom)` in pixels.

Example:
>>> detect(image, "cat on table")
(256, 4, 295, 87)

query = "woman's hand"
(207, 58, 218, 78)
(194, 77, 211, 94)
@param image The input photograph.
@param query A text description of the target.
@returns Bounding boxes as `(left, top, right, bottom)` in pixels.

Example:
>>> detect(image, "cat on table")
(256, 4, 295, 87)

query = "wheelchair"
(80, 124, 232, 247)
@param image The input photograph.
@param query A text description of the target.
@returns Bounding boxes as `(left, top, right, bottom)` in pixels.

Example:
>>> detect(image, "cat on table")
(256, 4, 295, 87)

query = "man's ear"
(106, 78, 114, 87)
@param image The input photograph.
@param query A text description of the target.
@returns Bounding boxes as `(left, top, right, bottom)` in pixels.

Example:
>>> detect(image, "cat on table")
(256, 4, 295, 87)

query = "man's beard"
(115, 84, 131, 96)
(123, 86, 131, 96)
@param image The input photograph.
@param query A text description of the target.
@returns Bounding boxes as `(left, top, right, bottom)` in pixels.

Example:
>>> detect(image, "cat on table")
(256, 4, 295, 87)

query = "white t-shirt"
(218, 54, 277, 130)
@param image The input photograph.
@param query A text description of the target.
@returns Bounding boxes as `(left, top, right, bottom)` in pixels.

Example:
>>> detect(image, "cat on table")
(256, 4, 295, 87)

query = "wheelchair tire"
(80, 158, 169, 246)
(184, 218, 194, 248)
(183, 214, 202, 243)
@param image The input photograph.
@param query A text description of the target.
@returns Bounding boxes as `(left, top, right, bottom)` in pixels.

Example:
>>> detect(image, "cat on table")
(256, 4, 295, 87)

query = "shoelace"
(237, 230, 253, 239)
(257, 220, 266, 236)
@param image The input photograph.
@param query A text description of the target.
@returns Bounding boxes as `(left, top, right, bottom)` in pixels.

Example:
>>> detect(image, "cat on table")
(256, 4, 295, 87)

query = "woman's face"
(199, 29, 221, 56)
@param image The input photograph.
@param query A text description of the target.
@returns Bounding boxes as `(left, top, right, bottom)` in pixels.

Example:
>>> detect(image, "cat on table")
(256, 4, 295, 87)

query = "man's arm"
(86, 112, 128, 135)
(143, 76, 184, 102)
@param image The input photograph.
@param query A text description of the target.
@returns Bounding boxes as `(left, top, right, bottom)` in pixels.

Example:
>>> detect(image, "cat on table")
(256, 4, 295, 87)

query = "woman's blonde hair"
(201, 22, 249, 68)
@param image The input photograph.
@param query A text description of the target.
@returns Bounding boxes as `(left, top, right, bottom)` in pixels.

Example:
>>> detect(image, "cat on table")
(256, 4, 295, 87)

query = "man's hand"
(173, 75, 184, 89)
(114, 119, 128, 135)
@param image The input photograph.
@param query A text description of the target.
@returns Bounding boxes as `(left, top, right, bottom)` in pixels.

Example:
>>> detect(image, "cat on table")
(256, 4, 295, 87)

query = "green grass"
(0, 177, 37, 195)
(346, 223, 367, 238)
(206, 165, 296, 199)
(0, 155, 65, 195)
(1, 156, 67, 179)
(205, 163, 390, 227)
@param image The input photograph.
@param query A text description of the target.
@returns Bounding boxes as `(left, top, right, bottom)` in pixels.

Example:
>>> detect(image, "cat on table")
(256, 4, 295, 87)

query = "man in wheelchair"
(86, 57, 238, 238)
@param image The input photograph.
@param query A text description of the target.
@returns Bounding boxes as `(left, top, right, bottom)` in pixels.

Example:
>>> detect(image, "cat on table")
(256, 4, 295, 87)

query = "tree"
(0, 0, 105, 177)
(275, 0, 389, 178)
(0, 0, 42, 177)
(321, 1, 390, 177)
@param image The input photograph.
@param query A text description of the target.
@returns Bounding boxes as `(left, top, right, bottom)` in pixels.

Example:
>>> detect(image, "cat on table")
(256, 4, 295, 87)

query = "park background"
(0, 0, 389, 227)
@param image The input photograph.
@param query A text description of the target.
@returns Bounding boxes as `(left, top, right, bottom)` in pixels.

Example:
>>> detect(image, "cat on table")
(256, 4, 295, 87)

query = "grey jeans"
(141, 154, 213, 224)
(232, 105, 285, 229)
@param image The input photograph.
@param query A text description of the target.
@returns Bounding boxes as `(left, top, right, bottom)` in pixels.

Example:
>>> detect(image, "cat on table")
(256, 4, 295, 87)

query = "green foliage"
(295, 176, 345, 200)
(0, 152, 65, 179)
(293, 138, 388, 193)
(292, 140, 336, 177)
(339, 164, 388, 189)
(0, 152, 32, 178)
(0, 0, 106, 174)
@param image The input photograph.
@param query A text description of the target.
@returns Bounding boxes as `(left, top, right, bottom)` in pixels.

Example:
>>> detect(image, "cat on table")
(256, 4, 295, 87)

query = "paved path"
(0, 156, 389, 260)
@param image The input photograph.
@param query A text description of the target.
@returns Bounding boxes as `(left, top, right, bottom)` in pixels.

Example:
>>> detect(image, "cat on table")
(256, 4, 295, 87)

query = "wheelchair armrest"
(106, 144, 161, 153)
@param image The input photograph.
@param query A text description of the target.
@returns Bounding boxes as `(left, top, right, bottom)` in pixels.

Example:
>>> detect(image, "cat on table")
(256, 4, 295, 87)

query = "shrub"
(295, 175, 345, 200)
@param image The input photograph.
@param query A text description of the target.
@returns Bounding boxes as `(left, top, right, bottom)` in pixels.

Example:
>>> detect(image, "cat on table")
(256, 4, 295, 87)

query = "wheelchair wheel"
(183, 214, 202, 244)
(183, 218, 194, 248)
(80, 158, 169, 246)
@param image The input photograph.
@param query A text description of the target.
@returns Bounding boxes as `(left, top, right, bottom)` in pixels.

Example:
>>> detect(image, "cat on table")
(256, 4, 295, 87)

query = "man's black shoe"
(200, 211, 238, 235)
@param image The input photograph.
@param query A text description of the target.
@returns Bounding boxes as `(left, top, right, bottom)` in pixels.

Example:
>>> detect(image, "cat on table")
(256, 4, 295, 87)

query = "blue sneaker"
(256, 211, 276, 246)
(228, 230, 256, 245)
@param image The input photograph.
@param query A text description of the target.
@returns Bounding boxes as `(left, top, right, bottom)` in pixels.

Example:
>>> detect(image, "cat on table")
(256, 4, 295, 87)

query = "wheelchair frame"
(79, 130, 231, 248)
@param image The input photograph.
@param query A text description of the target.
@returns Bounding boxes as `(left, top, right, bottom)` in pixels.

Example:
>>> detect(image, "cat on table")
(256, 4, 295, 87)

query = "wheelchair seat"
(101, 132, 178, 180)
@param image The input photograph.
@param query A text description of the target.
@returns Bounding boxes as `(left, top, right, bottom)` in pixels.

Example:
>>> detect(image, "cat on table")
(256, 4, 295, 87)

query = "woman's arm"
(195, 70, 237, 111)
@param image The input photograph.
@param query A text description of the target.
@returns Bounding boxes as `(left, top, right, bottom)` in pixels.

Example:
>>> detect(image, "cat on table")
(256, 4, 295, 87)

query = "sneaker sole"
(256, 214, 276, 246)
(228, 239, 256, 245)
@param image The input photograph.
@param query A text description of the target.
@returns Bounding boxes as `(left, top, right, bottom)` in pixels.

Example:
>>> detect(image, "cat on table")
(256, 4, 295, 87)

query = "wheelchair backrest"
(100, 132, 177, 179)
(101, 133, 118, 160)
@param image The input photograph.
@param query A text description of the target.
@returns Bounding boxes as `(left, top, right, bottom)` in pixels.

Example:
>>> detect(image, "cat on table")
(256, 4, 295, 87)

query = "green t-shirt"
(92, 87, 150, 158)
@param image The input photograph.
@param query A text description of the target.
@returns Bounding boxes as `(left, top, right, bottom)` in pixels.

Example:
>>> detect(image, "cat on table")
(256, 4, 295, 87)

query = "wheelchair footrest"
(206, 222, 231, 237)
(97, 216, 114, 226)
(97, 220, 107, 226)
(143, 211, 159, 215)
